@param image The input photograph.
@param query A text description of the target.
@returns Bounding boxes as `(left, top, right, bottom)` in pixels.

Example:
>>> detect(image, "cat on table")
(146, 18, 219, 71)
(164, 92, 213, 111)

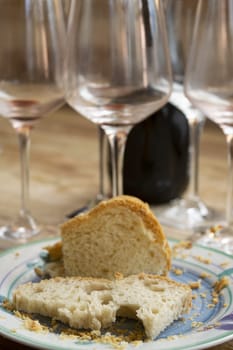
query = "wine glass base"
(0, 223, 60, 249)
(0, 225, 40, 241)
(190, 225, 233, 255)
(152, 198, 223, 234)
(0, 219, 41, 247)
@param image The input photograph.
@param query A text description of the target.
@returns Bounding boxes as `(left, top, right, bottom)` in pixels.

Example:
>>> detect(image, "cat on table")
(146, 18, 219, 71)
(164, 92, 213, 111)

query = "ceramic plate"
(0, 238, 233, 350)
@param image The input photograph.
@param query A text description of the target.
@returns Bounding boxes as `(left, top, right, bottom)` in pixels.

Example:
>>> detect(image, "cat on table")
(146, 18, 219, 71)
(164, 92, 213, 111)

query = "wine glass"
(0, 0, 66, 245)
(65, 0, 172, 198)
(185, 0, 233, 253)
(153, 0, 222, 233)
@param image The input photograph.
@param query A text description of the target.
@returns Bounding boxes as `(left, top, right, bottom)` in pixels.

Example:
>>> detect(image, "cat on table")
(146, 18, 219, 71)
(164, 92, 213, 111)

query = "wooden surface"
(0, 104, 231, 350)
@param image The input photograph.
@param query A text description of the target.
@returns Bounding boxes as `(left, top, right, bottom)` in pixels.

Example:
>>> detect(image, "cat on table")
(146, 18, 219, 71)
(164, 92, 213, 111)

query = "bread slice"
(13, 273, 192, 339)
(61, 195, 171, 279)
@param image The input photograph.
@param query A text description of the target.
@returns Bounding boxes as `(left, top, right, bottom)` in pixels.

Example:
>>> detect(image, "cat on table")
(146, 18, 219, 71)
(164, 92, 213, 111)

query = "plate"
(0, 238, 233, 350)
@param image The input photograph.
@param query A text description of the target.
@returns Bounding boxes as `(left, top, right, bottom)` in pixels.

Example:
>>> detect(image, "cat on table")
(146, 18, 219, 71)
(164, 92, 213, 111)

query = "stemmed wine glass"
(0, 0, 66, 245)
(65, 0, 172, 198)
(185, 0, 233, 253)
(154, 0, 222, 233)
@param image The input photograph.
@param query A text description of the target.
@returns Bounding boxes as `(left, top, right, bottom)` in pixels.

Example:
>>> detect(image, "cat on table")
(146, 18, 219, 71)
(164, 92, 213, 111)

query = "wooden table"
(0, 105, 231, 350)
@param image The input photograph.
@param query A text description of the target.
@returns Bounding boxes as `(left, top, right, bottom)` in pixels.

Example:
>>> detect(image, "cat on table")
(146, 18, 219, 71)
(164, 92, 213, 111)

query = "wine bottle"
(123, 103, 189, 204)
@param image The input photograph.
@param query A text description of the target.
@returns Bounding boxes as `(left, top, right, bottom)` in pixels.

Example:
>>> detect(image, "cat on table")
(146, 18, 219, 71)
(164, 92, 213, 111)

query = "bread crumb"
(213, 277, 229, 293)
(191, 321, 203, 328)
(173, 241, 192, 250)
(172, 241, 192, 257)
(14, 310, 24, 318)
(220, 262, 229, 268)
(172, 268, 183, 276)
(203, 322, 221, 331)
(60, 324, 144, 349)
(12, 305, 146, 346)
(34, 267, 44, 277)
(189, 280, 201, 289)
(200, 293, 206, 298)
(2, 299, 14, 312)
(207, 277, 229, 306)
(44, 241, 62, 261)
(24, 318, 47, 333)
(165, 335, 177, 341)
(211, 291, 219, 304)
(209, 225, 223, 236)
(194, 256, 211, 264)
(199, 272, 210, 279)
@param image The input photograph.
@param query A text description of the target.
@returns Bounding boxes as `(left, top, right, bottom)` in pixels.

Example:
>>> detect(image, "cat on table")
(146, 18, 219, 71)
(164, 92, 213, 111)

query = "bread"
(61, 195, 171, 279)
(13, 273, 192, 339)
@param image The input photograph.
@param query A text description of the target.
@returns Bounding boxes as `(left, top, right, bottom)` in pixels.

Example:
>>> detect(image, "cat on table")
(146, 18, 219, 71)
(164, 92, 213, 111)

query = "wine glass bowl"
(185, 0, 233, 253)
(66, 0, 172, 198)
(153, 0, 222, 233)
(0, 0, 66, 244)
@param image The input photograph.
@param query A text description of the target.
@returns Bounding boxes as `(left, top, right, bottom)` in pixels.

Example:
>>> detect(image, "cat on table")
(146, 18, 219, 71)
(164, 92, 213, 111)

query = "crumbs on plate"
(3, 300, 145, 349)
(189, 280, 201, 290)
(213, 276, 229, 293)
(172, 241, 192, 258)
(171, 268, 184, 276)
(199, 272, 211, 279)
(194, 256, 212, 265)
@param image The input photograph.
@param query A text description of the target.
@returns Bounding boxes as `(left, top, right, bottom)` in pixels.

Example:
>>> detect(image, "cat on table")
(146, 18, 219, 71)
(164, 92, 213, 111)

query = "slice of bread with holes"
(60, 195, 171, 279)
(13, 273, 192, 339)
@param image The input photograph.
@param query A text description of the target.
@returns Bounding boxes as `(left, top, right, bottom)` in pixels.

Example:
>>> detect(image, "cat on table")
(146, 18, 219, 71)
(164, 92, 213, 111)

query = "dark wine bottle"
(123, 103, 189, 204)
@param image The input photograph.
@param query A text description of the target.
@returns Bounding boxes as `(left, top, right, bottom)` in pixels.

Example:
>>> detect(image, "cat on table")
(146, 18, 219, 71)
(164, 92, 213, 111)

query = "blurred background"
(0, 0, 226, 230)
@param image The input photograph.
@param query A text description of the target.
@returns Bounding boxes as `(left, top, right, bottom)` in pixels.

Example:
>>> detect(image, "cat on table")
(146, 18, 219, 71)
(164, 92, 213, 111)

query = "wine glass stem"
(16, 126, 31, 217)
(186, 118, 204, 200)
(104, 126, 132, 197)
(98, 127, 106, 198)
(226, 134, 233, 225)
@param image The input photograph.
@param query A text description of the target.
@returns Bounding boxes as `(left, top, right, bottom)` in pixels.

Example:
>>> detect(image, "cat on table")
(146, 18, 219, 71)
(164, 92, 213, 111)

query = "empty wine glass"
(0, 0, 66, 244)
(154, 0, 222, 233)
(185, 0, 233, 253)
(65, 0, 172, 198)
